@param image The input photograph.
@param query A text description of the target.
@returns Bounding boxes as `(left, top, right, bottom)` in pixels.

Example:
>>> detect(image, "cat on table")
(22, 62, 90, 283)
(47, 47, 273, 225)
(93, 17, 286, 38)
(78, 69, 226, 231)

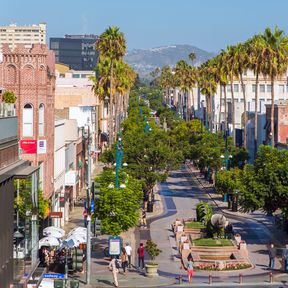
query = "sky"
(2, 0, 288, 53)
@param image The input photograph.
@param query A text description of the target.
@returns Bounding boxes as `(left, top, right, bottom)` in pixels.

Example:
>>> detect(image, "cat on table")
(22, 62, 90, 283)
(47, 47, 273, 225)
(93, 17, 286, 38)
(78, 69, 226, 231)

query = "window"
(23, 104, 33, 136)
(234, 84, 239, 92)
(240, 99, 244, 103)
(286, 85, 288, 93)
(267, 84, 272, 93)
(241, 84, 246, 92)
(252, 84, 256, 93)
(72, 74, 80, 78)
(260, 84, 265, 93)
(279, 85, 285, 93)
(39, 104, 44, 136)
(50, 41, 59, 49)
(221, 99, 225, 105)
(259, 98, 265, 102)
(227, 85, 231, 92)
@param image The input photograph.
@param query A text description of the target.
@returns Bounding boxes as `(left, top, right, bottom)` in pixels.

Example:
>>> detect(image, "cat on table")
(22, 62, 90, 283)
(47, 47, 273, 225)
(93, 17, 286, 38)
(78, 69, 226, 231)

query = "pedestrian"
(141, 209, 147, 228)
(120, 247, 128, 275)
(268, 243, 277, 269)
(137, 243, 145, 269)
(83, 209, 88, 227)
(282, 244, 288, 272)
(108, 257, 120, 288)
(186, 255, 194, 284)
(125, 242, 132, 268)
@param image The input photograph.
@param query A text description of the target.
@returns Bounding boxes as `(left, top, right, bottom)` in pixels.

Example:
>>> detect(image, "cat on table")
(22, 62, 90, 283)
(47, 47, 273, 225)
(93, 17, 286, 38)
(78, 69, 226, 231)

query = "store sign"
(20, 140, 37, 154)
(49, 212, 63, 218)
(108, 236, 122, 256)
(43, 273, 65, 279)
(37, 139, 47, 154)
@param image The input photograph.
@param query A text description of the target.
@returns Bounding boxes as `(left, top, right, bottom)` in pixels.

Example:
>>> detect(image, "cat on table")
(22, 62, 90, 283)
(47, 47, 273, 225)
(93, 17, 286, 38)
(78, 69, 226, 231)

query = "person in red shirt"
(137, 243, 145, 269)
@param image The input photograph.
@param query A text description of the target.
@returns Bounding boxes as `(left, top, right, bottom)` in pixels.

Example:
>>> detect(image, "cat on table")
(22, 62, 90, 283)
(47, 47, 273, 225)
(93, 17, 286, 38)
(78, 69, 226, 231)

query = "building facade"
(0, 43, 56, 200)
(0, 103, 38, 288)
(0, 23, 46, 51)
(50, 34, 98, 70)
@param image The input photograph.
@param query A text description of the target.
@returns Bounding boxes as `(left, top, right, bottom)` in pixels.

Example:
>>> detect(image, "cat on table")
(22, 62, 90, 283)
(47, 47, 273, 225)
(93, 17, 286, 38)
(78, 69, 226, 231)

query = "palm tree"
(225, 45, 238, 144)
(188, 52, 197, 118)
(96, 26, 126, 147)
(246, 35, 265, 156)
(175, 60, 190, 120)
(261, 27, 288, 148)
(159, 65, 173, 105)
(234, 43, 249, 148)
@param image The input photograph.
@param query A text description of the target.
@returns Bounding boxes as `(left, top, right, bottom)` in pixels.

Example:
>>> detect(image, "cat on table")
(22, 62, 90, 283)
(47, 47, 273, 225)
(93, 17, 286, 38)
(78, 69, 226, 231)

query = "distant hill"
(125, 44, 215, 78)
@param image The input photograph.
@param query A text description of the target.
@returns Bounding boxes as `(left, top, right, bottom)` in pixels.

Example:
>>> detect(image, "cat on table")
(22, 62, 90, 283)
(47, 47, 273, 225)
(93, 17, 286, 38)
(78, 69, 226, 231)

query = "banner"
(20, 140, 37, 154)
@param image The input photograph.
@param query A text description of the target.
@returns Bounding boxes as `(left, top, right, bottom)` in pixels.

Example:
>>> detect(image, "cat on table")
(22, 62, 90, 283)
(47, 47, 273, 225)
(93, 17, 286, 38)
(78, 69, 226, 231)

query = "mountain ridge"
(125, 44, 215, 78)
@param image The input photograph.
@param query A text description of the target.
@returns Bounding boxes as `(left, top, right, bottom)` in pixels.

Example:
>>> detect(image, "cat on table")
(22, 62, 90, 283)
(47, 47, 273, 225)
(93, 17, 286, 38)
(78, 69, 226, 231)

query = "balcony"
(0, 114, 18, 144)
(0, 102, 16, 118)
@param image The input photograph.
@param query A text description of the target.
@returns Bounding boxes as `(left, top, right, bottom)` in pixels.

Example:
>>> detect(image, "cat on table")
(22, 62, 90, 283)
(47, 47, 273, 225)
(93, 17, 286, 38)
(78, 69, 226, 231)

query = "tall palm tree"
(234, 43, 249, 148)
(262, 27, 288, 148)
(159, 65, 173, 104)
(246, 35, 266, 156)
(175, 60, 190, 121)
(96, 26, 126, 147)
(226, 45, 238, 144)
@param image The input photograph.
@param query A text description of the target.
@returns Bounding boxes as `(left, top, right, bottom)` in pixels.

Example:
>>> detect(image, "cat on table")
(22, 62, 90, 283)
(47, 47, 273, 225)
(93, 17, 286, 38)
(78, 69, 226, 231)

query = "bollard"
(239, 273, 243, 284)
(269, 272, 273, 283)
(178, 275, 182, 284)
(209, 274, 212, 285)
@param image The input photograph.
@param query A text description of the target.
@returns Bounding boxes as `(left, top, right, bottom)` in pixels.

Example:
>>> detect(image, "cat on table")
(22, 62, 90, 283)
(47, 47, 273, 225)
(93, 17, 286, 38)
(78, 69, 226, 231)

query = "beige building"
(0, 23, 46, 51)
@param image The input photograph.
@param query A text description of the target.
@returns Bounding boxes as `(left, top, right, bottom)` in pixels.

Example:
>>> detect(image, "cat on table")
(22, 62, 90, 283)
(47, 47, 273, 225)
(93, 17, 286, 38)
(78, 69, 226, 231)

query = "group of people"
(108, 242, 146, 288)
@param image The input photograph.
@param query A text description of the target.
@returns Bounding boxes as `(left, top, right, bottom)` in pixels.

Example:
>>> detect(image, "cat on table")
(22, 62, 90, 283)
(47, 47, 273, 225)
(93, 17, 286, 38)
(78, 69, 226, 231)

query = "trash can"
(70, 280, 80, 288)
(54, 280, 64, 288)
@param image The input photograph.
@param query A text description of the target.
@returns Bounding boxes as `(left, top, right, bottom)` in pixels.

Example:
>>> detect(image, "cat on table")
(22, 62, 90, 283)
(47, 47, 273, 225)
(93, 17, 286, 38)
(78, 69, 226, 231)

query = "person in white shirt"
(108, 257, 119, 287)
(125, 242, 132, 268)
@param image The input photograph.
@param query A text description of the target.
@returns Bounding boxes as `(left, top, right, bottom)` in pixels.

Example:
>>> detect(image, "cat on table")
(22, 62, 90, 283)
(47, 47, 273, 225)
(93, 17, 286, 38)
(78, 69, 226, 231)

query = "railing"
(0, 102, 16, 118)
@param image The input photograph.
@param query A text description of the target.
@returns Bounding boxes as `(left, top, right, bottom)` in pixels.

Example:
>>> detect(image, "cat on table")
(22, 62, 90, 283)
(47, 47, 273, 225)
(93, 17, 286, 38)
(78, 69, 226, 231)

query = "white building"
(0, 23, 46, 51)
(53, 117, 66, 227)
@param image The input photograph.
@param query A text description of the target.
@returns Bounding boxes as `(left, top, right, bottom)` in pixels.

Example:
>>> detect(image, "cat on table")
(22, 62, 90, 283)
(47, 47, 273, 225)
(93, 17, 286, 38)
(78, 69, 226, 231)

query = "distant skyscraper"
(0, 23, 46, 51)
(50, 35, 99, 70)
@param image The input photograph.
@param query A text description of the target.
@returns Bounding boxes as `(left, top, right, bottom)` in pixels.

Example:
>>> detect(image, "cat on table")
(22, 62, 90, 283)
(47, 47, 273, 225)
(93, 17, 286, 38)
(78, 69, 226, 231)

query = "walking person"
(120, 247, 128, 275)
(125, 242, 132, 268)
(108, 257, 120, 288)
(137, 243, 145, 269)
(268, 243, 276, 269)
(282, 244, 288, 272)
(186, 255, 194, 284)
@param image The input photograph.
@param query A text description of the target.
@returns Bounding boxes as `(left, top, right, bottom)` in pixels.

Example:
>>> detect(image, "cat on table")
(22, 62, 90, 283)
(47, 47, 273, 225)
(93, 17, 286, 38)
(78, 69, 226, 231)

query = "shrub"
(145, 240, 162, 264)
(2, 90, 17, 104)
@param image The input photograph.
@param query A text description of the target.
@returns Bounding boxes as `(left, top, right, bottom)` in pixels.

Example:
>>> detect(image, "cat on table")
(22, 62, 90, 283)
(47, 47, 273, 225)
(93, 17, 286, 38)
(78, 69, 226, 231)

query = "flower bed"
(194, 262, 252, 271)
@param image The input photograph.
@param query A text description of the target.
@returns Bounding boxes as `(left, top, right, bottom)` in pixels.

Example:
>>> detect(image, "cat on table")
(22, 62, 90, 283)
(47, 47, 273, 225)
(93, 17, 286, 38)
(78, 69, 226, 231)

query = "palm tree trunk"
(224, 84, 227, 130)
(218, 84, 223, 131)
(191, 88, 195, 119)
(230, 78, 235, 145)
(271, 77, 275, 148)
(254, 72, 259, 158)
(109, 61, 114, 148)
(186, 91, 189, 121)
(240, 73, 247, 148)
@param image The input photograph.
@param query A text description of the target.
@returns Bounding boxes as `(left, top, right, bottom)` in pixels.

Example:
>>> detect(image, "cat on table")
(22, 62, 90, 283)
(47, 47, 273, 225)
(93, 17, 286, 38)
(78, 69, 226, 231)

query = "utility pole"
(85, 124, 92, 285)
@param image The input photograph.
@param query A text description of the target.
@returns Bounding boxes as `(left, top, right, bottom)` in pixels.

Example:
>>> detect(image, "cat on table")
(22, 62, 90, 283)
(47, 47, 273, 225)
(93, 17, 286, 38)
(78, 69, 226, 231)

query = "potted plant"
(145, 240, 162, 277)
(2, 90, 17, 104)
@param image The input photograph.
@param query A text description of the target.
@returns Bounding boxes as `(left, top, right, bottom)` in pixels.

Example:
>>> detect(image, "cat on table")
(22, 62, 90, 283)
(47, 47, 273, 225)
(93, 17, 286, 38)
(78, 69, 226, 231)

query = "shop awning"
(14, 165, 39, 178)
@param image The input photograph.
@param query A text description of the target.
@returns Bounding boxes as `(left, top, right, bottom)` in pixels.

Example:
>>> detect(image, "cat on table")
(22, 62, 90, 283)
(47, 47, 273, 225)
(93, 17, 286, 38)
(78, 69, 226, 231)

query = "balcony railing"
(0, 102, 16, 118)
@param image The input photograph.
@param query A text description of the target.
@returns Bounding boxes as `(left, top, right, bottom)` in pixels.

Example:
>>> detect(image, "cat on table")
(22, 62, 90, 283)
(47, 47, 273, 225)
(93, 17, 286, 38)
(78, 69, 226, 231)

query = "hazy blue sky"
(2, 0, 288, 52)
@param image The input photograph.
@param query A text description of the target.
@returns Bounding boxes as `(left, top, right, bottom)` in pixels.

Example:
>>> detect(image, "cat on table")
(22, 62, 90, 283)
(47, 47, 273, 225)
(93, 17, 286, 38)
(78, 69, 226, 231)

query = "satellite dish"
(211, 214, 227, 228)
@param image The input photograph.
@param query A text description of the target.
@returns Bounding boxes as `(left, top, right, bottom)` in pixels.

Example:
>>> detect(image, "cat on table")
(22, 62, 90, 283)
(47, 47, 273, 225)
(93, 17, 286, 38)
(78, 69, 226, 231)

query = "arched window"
(23, 104, 33, 136)
(39, 103, 44, 136)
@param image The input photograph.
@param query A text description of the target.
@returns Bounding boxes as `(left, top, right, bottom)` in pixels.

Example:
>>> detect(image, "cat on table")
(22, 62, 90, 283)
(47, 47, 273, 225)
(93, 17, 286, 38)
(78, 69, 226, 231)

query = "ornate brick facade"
(0, 44, 55, 199)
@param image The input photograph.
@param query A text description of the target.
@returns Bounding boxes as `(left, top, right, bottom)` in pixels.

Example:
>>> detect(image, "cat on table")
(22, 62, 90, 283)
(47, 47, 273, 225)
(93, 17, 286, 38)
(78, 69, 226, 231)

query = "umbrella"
(43, 230, 64, 239)
(67, 227, 88, 238)
(43, 226, 65, 238)
(67, 234, 86, 244)
(39, 236, 61, 248)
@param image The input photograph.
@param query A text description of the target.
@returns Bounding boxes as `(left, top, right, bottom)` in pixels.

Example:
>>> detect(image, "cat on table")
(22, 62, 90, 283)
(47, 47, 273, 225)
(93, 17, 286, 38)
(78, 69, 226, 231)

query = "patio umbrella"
(39, 236, 61, 248)
(43, 229, 64, 239)
(43, 226, 65, 238)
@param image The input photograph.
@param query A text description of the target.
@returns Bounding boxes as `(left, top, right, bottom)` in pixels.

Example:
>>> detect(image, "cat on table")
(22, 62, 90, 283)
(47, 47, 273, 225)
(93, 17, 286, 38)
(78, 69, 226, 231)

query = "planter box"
(239, 242, 247, 250)
(234, 235, 241, 245)
(180, 236, 188, 243)
(145, 263, 159, 277)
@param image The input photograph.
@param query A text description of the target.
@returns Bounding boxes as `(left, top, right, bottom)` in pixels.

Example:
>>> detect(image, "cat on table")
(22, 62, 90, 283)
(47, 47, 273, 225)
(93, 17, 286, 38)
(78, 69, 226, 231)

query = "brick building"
(0, 43, 55, 199)
(266, 100, 288, 147)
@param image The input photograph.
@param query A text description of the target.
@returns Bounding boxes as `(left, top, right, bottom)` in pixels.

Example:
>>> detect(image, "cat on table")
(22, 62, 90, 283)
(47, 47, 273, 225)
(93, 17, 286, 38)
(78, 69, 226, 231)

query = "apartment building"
(0, 23, 46, 51)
